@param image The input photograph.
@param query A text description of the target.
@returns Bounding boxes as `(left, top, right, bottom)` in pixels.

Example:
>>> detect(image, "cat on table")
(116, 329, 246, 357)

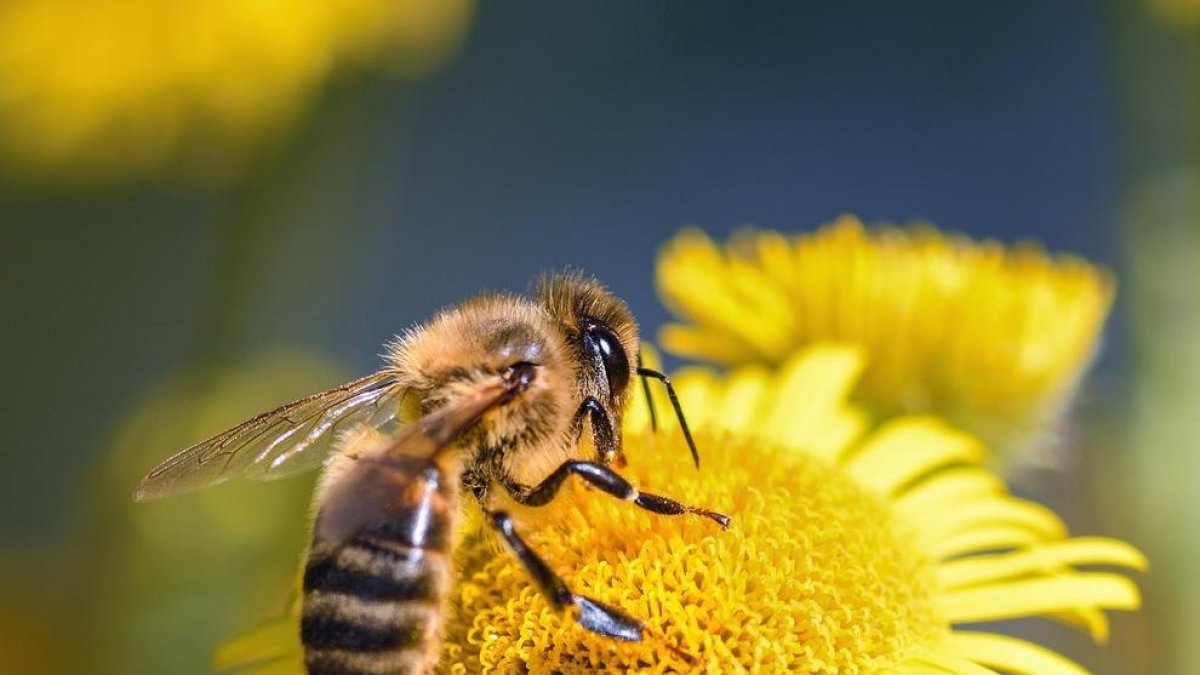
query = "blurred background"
(0, 2, 1194, 673)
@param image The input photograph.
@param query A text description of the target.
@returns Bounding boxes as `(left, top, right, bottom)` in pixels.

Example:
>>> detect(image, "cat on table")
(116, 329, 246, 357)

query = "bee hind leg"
(487, 510, 642, 641)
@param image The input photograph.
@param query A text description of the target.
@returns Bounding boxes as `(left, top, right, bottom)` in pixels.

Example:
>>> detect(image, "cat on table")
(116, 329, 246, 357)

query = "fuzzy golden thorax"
(383, 293, 574, 490)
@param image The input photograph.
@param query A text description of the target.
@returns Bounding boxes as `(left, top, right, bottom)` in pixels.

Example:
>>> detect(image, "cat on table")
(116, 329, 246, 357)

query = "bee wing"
(135, 372, 407, 501)
(316, 375, 516, 546)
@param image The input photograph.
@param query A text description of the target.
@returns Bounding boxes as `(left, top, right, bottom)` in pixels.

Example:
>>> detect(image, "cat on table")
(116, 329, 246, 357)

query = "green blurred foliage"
(0, 350, 345, 675)
(1108, 2, 1200, 674)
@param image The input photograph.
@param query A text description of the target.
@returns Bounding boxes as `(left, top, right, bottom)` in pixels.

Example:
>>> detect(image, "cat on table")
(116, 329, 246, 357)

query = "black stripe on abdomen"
(301, 613, 417, 652)
(302, 460, 457, 675)
(304, 541, 440, 602)
(302, 537, 450, 674)
(304, 648, 428, 675)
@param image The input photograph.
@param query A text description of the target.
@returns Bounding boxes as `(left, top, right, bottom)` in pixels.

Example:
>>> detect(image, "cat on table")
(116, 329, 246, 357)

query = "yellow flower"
(0, 0, 473, 182)
(219, 346, 1143, 674)
(657, 217, 1115, 458)
(1146, 0, 1200, 27)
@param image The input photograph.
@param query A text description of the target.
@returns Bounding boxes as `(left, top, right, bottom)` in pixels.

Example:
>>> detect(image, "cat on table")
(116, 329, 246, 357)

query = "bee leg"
(487, 510, 643, 642)
(574, 396, 625, 467)
(507, 460, 731, 529)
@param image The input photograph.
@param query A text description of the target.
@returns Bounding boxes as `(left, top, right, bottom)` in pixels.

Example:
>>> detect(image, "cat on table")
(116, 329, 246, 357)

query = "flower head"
(656, 217, 1115, 458)
(220, 346, 1143, 674)
(0, 0, 473, 181)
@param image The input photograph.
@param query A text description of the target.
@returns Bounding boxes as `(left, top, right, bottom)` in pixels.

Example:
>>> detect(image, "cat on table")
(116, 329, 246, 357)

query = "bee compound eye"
(583, 321, 630, 396)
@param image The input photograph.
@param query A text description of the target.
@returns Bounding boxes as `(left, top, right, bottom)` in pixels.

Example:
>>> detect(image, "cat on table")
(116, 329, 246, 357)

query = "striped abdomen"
(302, 463, 457, 675)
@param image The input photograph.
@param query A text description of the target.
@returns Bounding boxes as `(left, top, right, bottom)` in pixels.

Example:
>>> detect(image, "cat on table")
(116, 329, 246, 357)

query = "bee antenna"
(636, 367, 700, 469)
(636, 352, 659, 432)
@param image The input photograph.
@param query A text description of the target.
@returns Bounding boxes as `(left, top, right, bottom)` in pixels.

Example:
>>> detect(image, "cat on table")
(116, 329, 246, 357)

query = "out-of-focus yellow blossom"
(0, 0, 473, 182)
(84, 349, 347, 675)
(1147, 0, 1200, 27)
(220, 346, 1143, 674)
(657, 217, 1115, 458)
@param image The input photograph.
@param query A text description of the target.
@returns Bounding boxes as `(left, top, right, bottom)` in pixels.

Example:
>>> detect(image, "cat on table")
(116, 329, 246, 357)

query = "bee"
(135, 272, 729, 675)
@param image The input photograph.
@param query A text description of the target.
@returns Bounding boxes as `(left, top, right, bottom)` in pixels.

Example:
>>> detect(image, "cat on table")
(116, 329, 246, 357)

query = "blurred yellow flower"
(1147, 0, 1200, 27)
(0, 0, 473, 182)
(657, 217, 1115, 458)
(91, 348, 350, 675)
(219, 347, 1143, 674)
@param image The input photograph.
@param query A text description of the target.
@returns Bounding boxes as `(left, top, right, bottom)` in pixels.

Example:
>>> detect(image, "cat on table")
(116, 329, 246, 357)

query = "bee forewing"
(316, 377, 514, 546)
(134, 372, 405, 501)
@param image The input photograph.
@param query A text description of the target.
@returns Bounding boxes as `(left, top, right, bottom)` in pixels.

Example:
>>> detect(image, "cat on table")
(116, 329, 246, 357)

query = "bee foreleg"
(487, 510, 643, 642)
(573, 396, 623, 467)
(507, 460, 731, 529)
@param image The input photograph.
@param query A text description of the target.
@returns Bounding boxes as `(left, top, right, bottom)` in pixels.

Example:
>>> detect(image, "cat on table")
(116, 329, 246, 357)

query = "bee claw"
(697, 508, 732, 530)
(664, 641, 699, 665)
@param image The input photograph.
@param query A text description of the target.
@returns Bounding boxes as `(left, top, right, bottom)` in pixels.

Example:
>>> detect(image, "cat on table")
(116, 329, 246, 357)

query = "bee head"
(534, 271, 639, 411)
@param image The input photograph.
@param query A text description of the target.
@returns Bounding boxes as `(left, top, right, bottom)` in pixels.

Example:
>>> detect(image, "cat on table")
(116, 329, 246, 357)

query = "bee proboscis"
(136, 272, 729, 674)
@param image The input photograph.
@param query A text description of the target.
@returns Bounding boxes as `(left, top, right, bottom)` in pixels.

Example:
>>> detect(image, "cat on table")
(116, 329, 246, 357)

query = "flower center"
(442, 432, 944, 673)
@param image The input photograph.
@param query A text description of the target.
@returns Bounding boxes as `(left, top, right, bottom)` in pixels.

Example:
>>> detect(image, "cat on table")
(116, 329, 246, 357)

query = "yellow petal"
(660, 324, 760, 365)
(937, 538, 1147, 590)
(915, 498, 1066, 545)
(1046, 607, 1110, 644)
(938, 573, 1141, 623)
(901, 664, 962, 675)
(657, 231, 792, 361)
(711, 365, 773, 435)
(845, 417, 985, 496)
(913, 649, 1002, 675)
(654, 346, 868, 463)
(244, 655, 305, 675)
(929, 525, 1045, 560)
(944, 632, 1090, 675)
(214, 618, 299, 669)
(763, 345, 866, 461)
(893, 468, 1004, 520)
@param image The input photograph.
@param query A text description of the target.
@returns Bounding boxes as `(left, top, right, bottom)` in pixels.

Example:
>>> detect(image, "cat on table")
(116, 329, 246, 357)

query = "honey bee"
(135, 272, 729, 675)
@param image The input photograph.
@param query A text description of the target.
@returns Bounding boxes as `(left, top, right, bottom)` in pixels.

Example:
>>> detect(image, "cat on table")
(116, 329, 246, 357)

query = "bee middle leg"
(504, 460, 731, 528)
(486, 510, 644, 642)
